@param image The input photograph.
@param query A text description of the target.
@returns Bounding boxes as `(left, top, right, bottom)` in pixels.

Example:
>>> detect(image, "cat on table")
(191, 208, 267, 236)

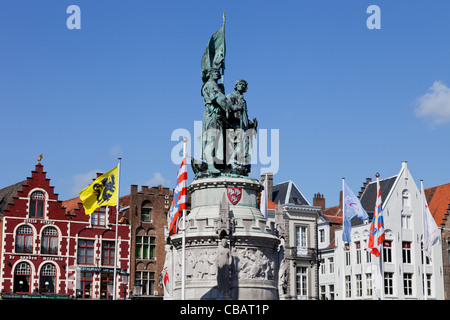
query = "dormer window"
(30, 191, 45, 218)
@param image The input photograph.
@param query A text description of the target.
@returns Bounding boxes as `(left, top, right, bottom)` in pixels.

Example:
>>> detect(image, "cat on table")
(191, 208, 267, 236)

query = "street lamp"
(120, 271, 130, 300)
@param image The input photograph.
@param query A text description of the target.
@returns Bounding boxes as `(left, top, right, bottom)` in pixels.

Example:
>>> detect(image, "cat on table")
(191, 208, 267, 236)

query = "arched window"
(14, 262, 31, 293)
(30, 191, 45, 218)
(41, 227, 58, 255)
(402, 189, 411, 209)
(15, 225, 33, 253)
(40, 263, 56, 294)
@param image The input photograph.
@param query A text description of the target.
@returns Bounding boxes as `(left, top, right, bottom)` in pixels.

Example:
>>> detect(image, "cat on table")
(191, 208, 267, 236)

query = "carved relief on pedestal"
(231, 247, 276, 281)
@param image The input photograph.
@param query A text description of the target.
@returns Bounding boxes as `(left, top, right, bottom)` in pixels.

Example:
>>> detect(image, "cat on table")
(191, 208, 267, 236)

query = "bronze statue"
(195, 14, 257, 179)
(226, 79, 257, 175)
(201, 67, 229, 174)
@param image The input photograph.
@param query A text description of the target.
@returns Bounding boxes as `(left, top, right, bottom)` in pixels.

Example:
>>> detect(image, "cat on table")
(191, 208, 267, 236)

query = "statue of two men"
(200, 68, 257, 177)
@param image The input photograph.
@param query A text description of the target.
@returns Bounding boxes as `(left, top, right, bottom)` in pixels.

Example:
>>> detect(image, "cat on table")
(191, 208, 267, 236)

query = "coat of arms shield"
(226, 187, 242, 205)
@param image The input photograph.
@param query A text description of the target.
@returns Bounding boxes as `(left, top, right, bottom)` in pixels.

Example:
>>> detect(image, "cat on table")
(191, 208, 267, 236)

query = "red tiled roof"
(268, 200, 276, 210)
(61, 197, 82, 213)
(119, 194, 131, 207)
(323, 205, 342, 224)
(425, 182, 450, 227)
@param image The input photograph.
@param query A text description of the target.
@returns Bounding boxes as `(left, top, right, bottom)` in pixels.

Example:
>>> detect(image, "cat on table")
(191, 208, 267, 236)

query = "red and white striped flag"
(367, 178, 385, 257)
(168, 155, 188, 236)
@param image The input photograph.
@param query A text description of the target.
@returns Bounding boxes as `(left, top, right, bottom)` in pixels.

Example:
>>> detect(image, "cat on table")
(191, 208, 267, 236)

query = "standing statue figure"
(199, 13, 229, 176)
(226, 79, 257, 175)
(217, 238, 231, 299)
(201, 67, 230, 174)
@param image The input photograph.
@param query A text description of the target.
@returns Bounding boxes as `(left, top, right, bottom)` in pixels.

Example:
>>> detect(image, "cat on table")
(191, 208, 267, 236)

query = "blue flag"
(343, 182, 369, 243)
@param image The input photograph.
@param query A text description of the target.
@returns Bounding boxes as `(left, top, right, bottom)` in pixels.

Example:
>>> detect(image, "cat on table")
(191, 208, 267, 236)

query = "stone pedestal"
(169, 176, 280, 300)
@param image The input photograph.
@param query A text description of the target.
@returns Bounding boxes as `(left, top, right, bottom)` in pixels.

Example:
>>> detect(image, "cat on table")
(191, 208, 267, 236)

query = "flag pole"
(113, 157, 121, 300)
(376, 173, 384, 300)
(342, 177, 346, 300)
(420, 180, 427, 300)
(181, 138, 187, 300)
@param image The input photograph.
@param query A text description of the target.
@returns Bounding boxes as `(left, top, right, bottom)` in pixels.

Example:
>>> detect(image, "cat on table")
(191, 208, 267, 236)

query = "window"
(296, 226, 307, 257)
(383, 241, 392, 263)
(384, 272, 394, 295)
(345, 275, 351, 298)
(402, 242, 411, 264)
(296, 267, 308, 299)
(328, 257, 334, 274)
(77, 239, 94, 264)
(345, 244, 351, 266)
(355, 242, 361, 264)
(320, 285, 326, 300)
(402, 189, 411, 209)
(16, 225, 33, 253)
(366, 273, 373, 296)
(136, 236, 156, 259)
(355, 274, 362, 297)
(91, 207, 106, 227)
(14, 262, 31, 293)
(77, 272, 93, 299)
(30, 191, 45, 218)
(402, 215, 411, 229)
(365, 240, 371, 263)
(40, 263, 56, 294)
(320, 262, 325, 275)
(102, 241, 115, 266)
(41, 227, 58, 255)
(447, 238, 450, 265)
(142, 207, 152, 222)
(329, 284, 335, 300)
(319, 229, 325, 243)
(424, 274, 432, 296)
(136, 271, 155, 296)
(403, 273, 413, 296)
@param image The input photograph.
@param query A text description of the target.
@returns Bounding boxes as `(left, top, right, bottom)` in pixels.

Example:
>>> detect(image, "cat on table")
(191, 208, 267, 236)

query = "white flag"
(421, 185, 439, 261)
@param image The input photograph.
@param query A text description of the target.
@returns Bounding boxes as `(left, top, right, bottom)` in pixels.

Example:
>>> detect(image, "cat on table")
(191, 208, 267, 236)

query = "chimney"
(313, 192, 325, 210)
(261, 173, 273, 201)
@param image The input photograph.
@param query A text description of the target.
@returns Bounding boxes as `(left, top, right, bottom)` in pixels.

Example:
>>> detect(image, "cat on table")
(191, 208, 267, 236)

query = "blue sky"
(1, 1, 450, 207)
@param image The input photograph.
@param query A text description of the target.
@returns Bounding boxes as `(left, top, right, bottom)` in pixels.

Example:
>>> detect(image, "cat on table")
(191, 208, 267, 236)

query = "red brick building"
(0, 161, 130, 299)
(120, 184, 174, 298)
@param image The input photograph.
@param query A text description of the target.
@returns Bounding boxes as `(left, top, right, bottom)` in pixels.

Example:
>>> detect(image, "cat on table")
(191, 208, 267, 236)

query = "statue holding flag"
(200, 12, 228, 175)
(197, 12, 257, 178)
(168, 14, 280, 300)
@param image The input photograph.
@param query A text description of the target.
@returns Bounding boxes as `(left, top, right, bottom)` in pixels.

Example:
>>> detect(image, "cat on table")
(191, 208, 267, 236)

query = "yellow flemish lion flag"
(79, 165, 118, 215)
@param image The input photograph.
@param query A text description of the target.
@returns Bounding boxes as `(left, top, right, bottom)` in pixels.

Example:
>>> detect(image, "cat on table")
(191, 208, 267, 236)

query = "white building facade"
(320, 161, 445, 300)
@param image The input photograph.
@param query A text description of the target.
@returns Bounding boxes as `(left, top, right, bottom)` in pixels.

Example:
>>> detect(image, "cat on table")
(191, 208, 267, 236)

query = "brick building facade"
(0, 162, 131, 299)
(120, 184, 173, 298)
